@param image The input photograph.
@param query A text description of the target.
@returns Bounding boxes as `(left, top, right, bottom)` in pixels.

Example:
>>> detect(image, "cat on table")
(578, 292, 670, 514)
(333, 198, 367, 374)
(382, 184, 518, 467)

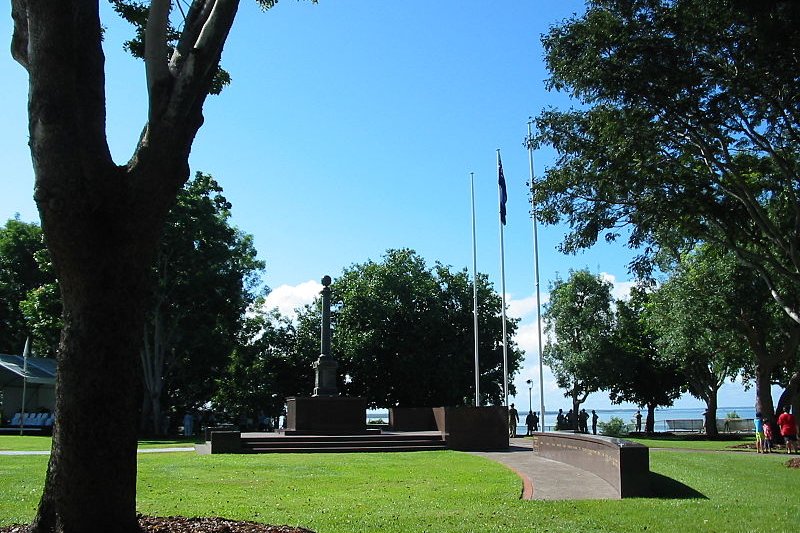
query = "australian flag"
(498, 153, 507, 225)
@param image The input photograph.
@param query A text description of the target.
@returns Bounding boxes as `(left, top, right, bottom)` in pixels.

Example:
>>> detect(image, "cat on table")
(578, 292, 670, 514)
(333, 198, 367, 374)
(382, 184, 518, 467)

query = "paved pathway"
(469, 438, 619, 501)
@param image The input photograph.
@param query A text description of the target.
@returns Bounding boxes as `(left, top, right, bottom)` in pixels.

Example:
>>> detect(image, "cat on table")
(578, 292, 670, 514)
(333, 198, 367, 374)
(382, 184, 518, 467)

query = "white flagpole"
(497, 149, 509, 407)
(527, 120, 546, 430)
(470, 172, 481, 407)
(19, 337, 30, 436)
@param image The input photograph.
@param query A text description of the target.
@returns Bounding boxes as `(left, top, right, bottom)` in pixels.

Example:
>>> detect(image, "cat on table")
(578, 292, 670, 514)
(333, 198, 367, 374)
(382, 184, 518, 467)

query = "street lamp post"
(525, 379, 533, 413)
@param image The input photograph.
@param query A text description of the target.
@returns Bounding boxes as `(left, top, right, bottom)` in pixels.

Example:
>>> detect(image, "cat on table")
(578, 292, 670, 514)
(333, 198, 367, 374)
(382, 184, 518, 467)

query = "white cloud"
(515, 320, 541, 355)
(506, 292, 550, 320)
(506, 295, 537, 320)
(263, 280, 322, 319)
(600, 272, 636, 300)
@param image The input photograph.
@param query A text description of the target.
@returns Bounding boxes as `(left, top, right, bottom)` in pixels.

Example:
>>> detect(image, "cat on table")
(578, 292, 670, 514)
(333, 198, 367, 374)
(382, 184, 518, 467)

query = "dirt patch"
(0, 516, 315, 533)
(786, 457, 800, 469)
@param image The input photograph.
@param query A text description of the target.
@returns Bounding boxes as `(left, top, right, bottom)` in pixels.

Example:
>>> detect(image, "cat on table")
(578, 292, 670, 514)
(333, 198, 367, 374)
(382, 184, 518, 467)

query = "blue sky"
(0, 0, 761, 412)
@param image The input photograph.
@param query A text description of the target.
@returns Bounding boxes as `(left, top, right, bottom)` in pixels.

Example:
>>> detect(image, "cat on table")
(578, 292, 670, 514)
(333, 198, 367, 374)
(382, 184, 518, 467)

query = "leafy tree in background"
(0, 217, 53, 354)
(542, 269, 614, 430)
(713, 249, 800, 422)
(529, 0, 800, 325)
(655, 245, 799, 422)
(606, 285, 684, 433)
(141, 172, 264, 435)
(301, 249, 523, 407)
(18, 248, 62, 357)
(646, 247, 751, 437)
(214, 307, 313, 423)
(3, 175, 264, 435)
(9, 1, 311, 528)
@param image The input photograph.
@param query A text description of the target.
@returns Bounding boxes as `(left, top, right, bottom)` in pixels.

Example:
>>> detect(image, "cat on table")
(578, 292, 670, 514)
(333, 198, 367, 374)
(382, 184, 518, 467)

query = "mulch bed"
(0, 516, 315, 533)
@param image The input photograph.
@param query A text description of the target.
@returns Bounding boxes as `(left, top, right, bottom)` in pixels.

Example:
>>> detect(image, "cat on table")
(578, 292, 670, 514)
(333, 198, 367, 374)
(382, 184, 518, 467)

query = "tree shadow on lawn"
(647, 471, 707, 499)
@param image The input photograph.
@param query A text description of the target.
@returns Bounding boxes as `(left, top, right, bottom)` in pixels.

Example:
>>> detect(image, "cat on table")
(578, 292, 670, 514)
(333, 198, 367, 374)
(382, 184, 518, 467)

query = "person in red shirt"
(777, 406, 798, 454)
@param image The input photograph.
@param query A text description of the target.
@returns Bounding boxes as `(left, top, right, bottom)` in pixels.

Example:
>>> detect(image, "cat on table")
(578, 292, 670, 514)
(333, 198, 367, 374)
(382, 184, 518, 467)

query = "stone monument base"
(286, 396, 368, 435)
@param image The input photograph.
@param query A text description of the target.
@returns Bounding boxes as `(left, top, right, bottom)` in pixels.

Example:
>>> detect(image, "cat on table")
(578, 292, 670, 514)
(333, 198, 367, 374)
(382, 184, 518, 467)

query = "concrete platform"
(469, 438, 619, 500)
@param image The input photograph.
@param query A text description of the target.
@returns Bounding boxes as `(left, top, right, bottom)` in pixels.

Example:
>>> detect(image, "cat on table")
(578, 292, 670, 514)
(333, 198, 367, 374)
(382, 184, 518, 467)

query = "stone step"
(240, 433, 446, 454)
(246, 444, 447, 454)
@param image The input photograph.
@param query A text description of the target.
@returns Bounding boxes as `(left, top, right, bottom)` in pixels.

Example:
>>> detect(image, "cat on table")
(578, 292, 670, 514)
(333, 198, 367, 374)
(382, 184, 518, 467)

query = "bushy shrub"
(598, 416, 628, 437)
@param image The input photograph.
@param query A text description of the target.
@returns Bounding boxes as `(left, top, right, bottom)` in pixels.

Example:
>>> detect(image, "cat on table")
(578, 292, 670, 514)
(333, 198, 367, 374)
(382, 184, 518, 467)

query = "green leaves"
(542, 269, 614, 403)
(0, 217, 55, 355)
(533, 0, 800, 304)
(302, 249, 522, 407)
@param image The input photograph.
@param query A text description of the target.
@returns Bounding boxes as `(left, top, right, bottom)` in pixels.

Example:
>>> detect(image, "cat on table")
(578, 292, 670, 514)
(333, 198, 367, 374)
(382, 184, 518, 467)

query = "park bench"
(665, 419, 704, 432)
(666, 418, 754, 433)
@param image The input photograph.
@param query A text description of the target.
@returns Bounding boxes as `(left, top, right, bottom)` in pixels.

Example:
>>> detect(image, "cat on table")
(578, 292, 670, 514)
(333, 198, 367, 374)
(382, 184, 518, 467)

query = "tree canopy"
(213, 307, 312, 422)
(542, 268, 614, 427)
(646, 246, 752, 435)
(0, 217, 53, 354)
(141, 172, 264, 434)
(530, 0, 800, 323)
(303, 249, 523, 407)
(604, 285, 684, 432)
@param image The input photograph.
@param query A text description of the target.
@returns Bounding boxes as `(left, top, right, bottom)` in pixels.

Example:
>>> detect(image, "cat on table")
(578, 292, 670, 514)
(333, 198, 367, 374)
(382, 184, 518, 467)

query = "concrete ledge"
(531, 432, 650, 498)
(389, 407, 437, 431)
(286, 396, 367, 434)
(434, 406, 508, 451)
(210, 430, 242, 454)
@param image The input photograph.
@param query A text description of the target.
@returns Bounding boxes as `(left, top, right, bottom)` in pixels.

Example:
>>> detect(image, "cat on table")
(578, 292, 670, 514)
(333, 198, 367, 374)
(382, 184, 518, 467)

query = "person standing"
(556, 409, 565, 430)
(509, 403, 520, 438)
(579, 408, 589, 433)
(635, 410, 642, 432)
(525, 411, 535, 435)
(777, 406, 798, 454)
(754, 412, 765, 453)
(763, 417, 774, 453)
(592, 410, 599, 435)
(532, 411, 540, 432)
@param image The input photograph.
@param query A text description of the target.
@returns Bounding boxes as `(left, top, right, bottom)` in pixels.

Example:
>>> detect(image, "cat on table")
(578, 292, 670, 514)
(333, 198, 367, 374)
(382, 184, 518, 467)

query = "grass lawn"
(0, 435, 200, 452)
(624, 433, 755, 451)
(1, 444, 798, 532)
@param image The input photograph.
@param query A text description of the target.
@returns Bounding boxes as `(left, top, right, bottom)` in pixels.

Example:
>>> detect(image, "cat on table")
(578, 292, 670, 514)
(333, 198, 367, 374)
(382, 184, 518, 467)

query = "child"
(763, 418, 774, 453)
(754, 412, 764, 453)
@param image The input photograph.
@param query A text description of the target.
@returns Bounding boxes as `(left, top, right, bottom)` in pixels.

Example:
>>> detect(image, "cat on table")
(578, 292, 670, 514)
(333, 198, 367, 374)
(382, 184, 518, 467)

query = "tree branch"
(145, 0, 174, 122)
(167, 0, 240, 123)
(11, 0, 29, 69)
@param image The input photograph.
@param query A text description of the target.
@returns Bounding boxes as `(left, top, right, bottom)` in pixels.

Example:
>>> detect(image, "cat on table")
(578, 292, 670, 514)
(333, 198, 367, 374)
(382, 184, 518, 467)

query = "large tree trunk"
(32, 213, 151, 532)
(755, 364, 776, 420)
(703, 393, 719, 438)
(12, 0, 239, 528)
(645, 403, 656, 434)
(741, 315, 799, 422)
(776, 369, 800, 416)
(142, 302, 172, 436)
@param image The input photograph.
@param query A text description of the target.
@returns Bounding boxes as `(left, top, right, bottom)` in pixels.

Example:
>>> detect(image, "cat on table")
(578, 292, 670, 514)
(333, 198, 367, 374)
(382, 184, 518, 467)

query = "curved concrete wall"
(531, 432, 650, 498)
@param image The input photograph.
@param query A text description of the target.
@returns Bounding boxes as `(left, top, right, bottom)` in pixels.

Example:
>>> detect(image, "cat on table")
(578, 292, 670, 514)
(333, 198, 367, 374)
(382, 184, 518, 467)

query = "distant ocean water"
(533, 406, 756, 432)
(366, 406, 757, 433)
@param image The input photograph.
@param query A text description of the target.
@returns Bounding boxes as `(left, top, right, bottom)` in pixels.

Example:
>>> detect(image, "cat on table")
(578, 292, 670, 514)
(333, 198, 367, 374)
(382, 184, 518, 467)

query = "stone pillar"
(313, 275, 338, 397)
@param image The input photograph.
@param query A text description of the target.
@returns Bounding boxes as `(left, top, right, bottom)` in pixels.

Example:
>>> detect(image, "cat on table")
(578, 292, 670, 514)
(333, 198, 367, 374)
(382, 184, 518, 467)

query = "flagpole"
(497, 149, 509, 407)
(470, 172, 481, 407)
(527, 120, 546, 430)
(19, 337, 30, 436)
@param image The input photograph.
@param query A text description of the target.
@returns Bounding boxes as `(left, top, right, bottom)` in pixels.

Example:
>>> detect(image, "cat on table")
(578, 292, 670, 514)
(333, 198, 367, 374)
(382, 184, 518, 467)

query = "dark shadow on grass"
(647, 471, 707, 499)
